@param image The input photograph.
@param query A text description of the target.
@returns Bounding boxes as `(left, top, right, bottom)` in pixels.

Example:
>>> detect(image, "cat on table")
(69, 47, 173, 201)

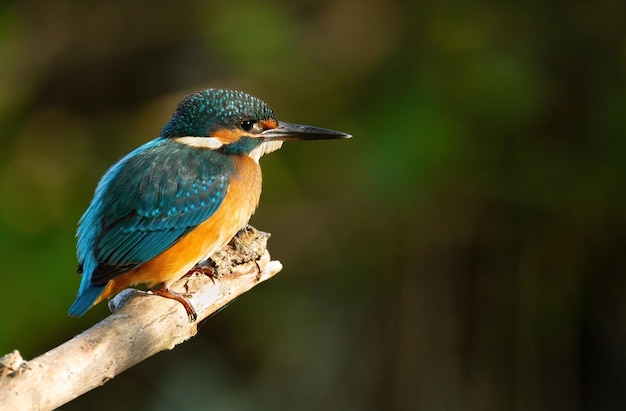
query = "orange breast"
(94, 154, 263, 305)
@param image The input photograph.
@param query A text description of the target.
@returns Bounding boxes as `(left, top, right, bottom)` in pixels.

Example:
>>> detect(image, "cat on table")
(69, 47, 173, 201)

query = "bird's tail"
(68, 285, 104, 317)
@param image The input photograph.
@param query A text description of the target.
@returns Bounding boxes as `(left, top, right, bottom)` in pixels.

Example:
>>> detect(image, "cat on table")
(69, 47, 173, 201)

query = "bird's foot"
(188, 265, 217, 284)
(151, 287, 197, 322)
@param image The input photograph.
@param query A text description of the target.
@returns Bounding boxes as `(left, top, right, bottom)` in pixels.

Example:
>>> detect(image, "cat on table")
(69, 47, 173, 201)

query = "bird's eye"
(240, 120, 256, 132)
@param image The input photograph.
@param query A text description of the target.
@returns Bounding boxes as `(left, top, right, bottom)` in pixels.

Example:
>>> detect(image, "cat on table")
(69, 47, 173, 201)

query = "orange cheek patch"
(211, 128, 242, 143)
(212, 120, 277, 142)
(260, 119, 278, 130)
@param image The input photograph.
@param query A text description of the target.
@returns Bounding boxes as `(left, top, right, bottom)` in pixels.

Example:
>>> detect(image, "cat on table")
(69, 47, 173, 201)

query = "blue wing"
(70, 138, 234, 315)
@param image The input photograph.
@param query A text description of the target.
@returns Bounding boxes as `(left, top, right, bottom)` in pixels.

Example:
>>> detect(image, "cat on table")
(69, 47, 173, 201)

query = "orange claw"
(151, 287, 197, 322)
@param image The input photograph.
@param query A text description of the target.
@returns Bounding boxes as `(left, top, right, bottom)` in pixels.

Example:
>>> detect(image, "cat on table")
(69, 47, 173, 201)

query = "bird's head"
(160, 89, 351, 161)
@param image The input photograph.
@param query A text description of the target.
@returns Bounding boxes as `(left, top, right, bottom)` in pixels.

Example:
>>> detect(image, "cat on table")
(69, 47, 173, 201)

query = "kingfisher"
(69, 88, 351, 320)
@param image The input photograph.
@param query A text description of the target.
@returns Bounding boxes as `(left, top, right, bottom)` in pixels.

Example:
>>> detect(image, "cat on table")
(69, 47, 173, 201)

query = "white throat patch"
(249, 140, 284, 162)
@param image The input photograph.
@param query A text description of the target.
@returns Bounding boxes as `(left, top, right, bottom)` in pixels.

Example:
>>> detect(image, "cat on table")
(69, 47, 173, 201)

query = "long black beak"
(262, 121, 352, 142)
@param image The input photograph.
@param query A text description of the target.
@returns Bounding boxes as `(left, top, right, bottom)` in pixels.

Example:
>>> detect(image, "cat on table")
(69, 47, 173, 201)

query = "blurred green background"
(1, 0, 625, 410)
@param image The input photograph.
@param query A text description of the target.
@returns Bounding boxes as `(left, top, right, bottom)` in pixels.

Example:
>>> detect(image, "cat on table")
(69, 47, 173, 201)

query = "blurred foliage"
(0, 0, 625, 410)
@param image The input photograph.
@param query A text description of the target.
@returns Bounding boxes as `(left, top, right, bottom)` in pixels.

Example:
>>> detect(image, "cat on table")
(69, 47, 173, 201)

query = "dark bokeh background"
(1, 1, 625, 410)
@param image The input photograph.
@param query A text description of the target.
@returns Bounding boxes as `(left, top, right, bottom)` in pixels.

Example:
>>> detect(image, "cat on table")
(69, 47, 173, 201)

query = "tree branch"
(0, 226, 282, 411)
